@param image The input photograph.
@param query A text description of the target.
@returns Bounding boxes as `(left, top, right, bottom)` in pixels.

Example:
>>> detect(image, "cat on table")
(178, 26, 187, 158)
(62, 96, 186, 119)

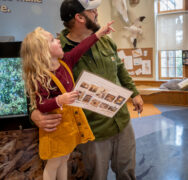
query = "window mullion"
(173, 51, 176, 77)
(167, 51, 169, 77)
(175, 51, 176, 68)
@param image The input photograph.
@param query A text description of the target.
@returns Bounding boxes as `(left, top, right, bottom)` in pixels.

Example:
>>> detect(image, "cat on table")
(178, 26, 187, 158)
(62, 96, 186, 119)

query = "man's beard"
(82, 13, 100, 33)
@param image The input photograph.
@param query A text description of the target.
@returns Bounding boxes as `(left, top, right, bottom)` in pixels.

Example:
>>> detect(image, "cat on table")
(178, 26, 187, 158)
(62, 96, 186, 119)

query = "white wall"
(98, 0, 112, 37)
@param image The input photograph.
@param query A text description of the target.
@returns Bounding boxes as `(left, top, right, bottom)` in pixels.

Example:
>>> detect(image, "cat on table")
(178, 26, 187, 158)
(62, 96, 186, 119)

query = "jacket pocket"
(101, 49, 115, 56)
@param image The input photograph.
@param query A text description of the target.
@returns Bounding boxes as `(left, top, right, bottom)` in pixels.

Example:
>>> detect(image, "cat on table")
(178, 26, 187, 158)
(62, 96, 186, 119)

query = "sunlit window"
(157, 0, 186, 80)
(159, 0, 184, 13)
(159, 50, 183, 79)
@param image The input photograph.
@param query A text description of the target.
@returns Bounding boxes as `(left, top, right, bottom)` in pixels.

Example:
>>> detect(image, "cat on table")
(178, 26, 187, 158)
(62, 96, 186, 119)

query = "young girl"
(21, 22, 114, 180)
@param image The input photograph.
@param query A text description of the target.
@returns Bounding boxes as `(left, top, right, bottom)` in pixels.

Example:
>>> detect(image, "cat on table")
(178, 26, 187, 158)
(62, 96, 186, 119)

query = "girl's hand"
(57, 91, 79, 105)
(95, 21, 115, 38)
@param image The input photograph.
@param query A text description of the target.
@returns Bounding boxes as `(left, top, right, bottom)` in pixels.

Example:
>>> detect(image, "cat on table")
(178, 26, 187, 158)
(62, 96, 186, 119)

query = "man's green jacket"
(60, 29, 139, 141)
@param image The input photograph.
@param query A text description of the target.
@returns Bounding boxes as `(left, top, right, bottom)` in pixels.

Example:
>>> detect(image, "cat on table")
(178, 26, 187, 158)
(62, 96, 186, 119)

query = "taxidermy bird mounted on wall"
(124, 16, 146, 48)
(112, 0, 129, 24)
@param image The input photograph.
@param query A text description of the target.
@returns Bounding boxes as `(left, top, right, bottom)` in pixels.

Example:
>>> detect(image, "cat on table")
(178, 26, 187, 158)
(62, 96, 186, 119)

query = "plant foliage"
(0, 58, 27, 116)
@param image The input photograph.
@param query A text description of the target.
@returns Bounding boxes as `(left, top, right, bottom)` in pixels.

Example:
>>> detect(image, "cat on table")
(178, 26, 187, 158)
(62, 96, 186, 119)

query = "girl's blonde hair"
(21, 27, 54, 110)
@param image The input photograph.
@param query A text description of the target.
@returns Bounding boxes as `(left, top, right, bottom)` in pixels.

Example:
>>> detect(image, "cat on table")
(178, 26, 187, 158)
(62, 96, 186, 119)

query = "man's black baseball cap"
(60, 0, 101, 22)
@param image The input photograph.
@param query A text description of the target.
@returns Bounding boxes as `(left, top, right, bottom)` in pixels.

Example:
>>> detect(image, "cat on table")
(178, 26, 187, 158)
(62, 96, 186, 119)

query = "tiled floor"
(108, 105, 188, 180)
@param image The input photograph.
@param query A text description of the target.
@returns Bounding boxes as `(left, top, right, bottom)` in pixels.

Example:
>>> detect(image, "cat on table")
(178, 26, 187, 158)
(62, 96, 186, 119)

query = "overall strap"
(49, 60, 75, 94)
(59, 60, 75, 86)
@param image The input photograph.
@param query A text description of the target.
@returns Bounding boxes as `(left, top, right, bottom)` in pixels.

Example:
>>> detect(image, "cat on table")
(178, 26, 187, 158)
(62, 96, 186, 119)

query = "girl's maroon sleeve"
(63, 33, 98, 68)
(36, 84, 59, 113)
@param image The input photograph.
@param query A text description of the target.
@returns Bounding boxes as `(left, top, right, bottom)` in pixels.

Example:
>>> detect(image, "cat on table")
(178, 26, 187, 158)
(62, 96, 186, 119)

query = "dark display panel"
(0, 42, 32, 130)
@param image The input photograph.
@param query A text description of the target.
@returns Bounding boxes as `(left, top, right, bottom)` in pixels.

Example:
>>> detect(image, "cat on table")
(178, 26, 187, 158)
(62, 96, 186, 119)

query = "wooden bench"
(135, 81, 188, 106)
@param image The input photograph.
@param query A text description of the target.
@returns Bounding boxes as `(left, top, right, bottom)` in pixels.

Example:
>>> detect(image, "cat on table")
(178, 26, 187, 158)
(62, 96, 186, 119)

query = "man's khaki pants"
(77, 121, 136, 180)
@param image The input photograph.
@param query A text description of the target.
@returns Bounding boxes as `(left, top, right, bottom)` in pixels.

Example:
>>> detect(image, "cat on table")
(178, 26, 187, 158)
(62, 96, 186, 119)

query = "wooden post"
(185, 0, 188, 10)
(184, 65, 188, 78)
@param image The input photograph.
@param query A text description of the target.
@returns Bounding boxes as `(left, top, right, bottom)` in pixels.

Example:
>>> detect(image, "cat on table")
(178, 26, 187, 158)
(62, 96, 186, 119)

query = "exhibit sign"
(0, 0, 62, 41)
(0, 0, 43, 13)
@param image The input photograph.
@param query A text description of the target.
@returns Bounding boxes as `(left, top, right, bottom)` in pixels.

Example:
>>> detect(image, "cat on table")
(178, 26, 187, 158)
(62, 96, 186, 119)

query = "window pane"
(169, 58, 175, 67)
(161, 51, 167, 58)
(161, 58, 168, 67)
(168, 51, 174, 57)
(159, 50, 183, 79)
(175, 0, 183, 9)
(161, 67, 168, 77)
(176, 67, 183, 77)
(168, 0, 175, 10)
(176, 50, 182, 58)
(160, 0, 168, 11)
(159, 0, 183, 12)
(169, 67, 176, 77)
(176, 58, 183, 67)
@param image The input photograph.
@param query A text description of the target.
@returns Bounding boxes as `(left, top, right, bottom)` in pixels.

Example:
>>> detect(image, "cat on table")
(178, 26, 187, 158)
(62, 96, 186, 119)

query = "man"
(31, 0, 143, 179)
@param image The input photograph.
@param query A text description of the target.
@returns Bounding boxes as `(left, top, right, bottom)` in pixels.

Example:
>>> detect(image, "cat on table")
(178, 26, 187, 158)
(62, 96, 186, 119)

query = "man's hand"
(95, 21, 115, 38)
(132, 95, 144, 113)
(31, 109, 62, 132)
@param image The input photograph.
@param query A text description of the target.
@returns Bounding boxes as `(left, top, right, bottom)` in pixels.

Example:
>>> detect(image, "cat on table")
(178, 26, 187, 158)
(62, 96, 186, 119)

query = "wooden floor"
(127, 102, 161, 118)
